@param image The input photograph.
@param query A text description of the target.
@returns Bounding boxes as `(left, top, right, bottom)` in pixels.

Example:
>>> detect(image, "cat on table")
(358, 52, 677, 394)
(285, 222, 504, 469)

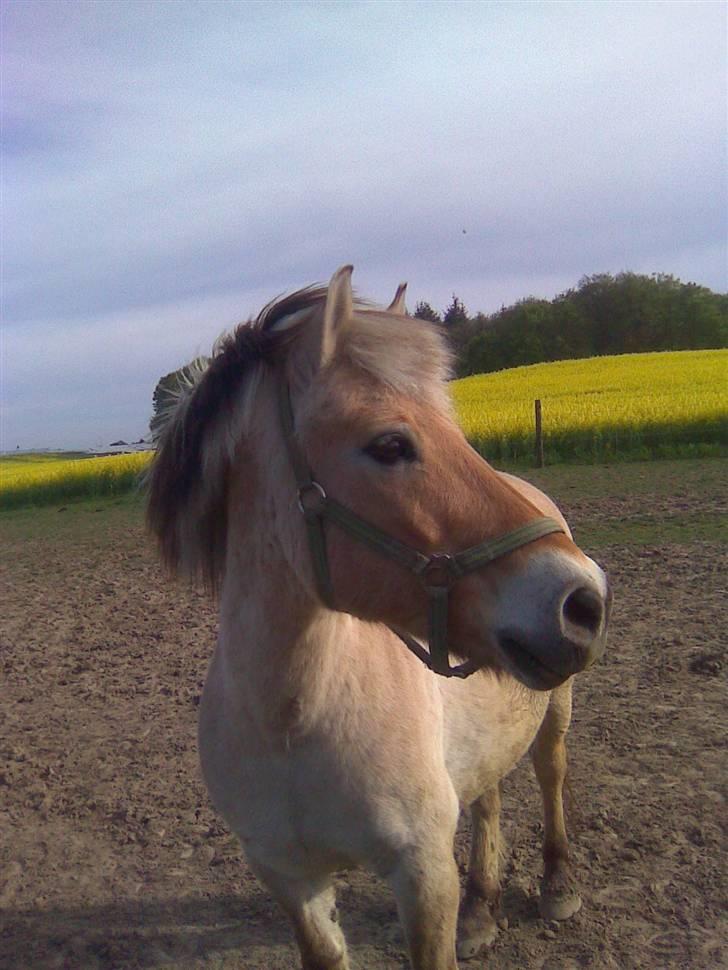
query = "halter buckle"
(297, 481, 327, 517)
(415, 553, 460, 590)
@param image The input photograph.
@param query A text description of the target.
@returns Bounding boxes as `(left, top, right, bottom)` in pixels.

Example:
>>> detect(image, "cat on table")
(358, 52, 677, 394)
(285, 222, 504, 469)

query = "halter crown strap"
(277, 379, 564, 677)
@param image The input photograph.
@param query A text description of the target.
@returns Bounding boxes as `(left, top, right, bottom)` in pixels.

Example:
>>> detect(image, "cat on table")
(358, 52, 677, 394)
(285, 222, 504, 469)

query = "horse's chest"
(442, 677, 550, 802)
(200, 715, 420, 878)
(231, 754, 360, 874)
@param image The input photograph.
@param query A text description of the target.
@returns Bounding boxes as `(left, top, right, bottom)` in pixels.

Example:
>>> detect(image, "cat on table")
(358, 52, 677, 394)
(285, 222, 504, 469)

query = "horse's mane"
(146, 283, 451, 591)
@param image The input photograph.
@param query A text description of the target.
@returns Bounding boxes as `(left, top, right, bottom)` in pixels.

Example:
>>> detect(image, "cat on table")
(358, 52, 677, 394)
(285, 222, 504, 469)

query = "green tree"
(443, 294, 468, 328)
(548, 298, 594, 361)
(454, 271, 726, 375)
(413, 301, 442, 323)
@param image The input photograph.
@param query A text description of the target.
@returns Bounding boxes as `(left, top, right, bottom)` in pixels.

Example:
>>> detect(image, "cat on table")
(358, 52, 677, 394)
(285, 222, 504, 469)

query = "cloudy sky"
(2, 0, 726, 450)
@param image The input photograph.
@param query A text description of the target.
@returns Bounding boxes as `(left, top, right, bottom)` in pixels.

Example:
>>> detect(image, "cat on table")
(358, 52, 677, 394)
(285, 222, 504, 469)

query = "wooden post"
(535, 399, 544, 468)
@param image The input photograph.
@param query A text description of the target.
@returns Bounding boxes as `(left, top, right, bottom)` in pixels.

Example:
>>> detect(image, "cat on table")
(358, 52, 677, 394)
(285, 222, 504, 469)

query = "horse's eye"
(363, 433, 417, 465)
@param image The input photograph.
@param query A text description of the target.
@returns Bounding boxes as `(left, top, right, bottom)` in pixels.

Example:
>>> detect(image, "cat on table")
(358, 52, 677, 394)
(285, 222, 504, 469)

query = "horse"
(146, 266, 610, 970)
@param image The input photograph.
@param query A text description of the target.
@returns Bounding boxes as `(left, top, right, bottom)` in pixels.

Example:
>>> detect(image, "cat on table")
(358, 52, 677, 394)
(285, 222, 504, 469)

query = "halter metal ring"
(415, 553, 460, 589)
(297, 480, 327, 517)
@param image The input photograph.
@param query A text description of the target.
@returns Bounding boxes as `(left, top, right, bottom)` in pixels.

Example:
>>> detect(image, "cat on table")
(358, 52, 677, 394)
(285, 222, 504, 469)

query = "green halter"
(277, 379, 564, 678)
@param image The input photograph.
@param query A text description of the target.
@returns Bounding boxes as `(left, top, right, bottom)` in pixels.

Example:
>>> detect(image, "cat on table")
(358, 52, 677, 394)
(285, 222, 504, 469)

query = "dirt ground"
(1, 461, 726, 970)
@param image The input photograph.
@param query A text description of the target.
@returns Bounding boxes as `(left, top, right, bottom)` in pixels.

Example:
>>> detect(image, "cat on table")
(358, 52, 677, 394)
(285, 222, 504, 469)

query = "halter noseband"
(277, 379, 564, 679)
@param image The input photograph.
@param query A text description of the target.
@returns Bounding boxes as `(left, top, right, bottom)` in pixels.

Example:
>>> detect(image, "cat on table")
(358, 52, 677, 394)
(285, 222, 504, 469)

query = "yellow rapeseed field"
(1, 349, 725, 508)
(451, 349, 727, 462)
(0, 451, 153, 509)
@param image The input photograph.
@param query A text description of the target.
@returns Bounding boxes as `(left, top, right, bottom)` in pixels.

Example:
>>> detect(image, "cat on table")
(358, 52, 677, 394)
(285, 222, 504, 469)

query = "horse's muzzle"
(494, 563, 611, 691)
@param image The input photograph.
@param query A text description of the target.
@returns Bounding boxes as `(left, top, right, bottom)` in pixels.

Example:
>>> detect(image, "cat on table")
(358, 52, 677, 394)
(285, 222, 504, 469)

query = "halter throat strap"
(277, 379, 564, 678)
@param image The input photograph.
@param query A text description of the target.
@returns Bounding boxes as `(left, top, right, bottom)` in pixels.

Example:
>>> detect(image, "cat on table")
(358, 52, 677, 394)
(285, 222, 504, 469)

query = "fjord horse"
(147, 266, 609, 969)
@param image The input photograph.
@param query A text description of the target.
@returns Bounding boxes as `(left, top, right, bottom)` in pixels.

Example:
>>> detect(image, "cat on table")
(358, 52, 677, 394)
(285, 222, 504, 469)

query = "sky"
(2, 0, 726, 451)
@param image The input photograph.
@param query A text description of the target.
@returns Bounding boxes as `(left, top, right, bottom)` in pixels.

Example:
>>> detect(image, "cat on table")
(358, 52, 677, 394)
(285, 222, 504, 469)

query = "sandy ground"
(0, 466, 726, 970)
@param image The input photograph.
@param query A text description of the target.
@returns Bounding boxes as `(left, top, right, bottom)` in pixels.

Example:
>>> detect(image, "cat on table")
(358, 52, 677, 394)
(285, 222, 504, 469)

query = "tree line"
(151, 271, 726, 430)
(414, 272, 728, 377)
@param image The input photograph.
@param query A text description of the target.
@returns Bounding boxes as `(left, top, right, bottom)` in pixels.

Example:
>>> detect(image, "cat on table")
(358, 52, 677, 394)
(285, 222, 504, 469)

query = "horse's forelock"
(260, 285, 329, 331)
(341, 310, 453, 406)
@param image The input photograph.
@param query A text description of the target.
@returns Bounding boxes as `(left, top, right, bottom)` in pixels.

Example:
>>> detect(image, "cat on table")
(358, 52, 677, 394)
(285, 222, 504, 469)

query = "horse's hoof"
(456, 926, 498, 961)
(456, 913, 498, 960)
(538, 887, 582, 921)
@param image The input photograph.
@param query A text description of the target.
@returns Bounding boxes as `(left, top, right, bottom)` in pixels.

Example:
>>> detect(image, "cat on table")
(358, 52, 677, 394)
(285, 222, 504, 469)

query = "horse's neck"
(217, 533, 358, 736)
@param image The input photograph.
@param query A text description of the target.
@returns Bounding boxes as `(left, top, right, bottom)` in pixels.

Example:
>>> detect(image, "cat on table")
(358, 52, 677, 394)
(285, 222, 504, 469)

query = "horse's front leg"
(389, 842, 460, 970)
(530, 679, 582, 921)
(457, 785, 502, 959)
(250, 861, 349, 970)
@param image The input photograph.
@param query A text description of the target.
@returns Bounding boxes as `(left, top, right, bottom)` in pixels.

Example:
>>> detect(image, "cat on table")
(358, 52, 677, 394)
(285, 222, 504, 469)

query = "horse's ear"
(320, 264, 354, 366)
(289, 265, 353, 386)
(387, 282, 407, 315)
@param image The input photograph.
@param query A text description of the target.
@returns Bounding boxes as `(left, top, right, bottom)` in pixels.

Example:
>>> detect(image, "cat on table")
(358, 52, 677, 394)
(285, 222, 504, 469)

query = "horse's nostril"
(562, 587, 603, 640)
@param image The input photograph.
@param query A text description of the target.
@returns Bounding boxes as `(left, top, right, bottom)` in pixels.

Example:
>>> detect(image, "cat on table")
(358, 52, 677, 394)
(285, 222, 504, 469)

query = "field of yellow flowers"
(0, 451, 152, 510)
(452, 349, 727, 464)
(1, 349, 725, 508)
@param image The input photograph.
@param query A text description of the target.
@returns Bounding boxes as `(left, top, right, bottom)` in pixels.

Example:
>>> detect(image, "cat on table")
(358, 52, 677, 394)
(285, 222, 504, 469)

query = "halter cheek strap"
(277, 379, 564, 678)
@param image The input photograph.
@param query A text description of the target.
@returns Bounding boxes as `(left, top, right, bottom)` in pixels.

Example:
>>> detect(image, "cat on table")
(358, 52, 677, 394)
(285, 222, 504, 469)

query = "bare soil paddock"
(1, 460, 726, 970)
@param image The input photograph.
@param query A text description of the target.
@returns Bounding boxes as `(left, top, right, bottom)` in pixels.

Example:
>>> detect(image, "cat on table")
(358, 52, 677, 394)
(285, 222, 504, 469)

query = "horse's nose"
(493, 555, 610, 691)
(561, 585, 605, 648)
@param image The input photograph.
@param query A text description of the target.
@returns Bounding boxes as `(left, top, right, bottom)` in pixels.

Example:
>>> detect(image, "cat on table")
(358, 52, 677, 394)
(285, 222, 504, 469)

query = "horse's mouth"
(497, 636, 570, 691)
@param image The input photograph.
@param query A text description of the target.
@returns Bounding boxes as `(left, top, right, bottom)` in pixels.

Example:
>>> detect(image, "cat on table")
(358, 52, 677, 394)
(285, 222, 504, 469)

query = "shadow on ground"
(1, 894, 292, 969)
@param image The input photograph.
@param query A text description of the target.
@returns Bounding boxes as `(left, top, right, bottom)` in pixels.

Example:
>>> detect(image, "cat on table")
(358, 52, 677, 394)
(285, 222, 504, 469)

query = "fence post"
(534, 399, 544, 468)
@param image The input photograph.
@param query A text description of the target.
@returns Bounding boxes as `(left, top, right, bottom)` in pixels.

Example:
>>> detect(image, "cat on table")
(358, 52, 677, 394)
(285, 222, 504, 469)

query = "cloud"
(2, 0, 726, 448)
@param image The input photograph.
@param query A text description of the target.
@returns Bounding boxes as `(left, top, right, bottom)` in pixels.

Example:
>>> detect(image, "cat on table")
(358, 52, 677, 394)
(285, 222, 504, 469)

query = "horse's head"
(147, 265, 610, 690)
